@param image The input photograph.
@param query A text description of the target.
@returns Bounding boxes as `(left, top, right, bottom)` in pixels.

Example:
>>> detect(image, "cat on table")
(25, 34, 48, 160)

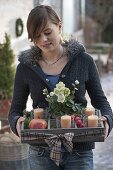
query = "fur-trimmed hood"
(18, 40, 85, 66)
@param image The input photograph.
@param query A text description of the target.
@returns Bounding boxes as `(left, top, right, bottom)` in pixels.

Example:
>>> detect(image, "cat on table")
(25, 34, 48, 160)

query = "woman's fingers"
(100, 116, 109, 139)
(16, 117, 25, 136)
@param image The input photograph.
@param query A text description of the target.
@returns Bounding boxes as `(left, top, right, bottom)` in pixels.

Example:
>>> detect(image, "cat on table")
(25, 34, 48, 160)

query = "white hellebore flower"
(54, 88, 65, 96)
(64, 88, 70, 96)
(50, 92, 54, 96)
(75, 80, 79, 85)
(57, 94, 65, 103)
(43, 88, 48, 95)
(54, 88, 61, 96)
(56, 82, 65, 89)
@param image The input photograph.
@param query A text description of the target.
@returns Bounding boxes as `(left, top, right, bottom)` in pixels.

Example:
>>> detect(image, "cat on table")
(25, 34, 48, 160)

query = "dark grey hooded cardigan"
(8, 40, 113, 151)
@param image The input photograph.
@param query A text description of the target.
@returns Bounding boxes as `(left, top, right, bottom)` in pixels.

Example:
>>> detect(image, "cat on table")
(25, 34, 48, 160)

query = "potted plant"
(0, 33, 15, 126)
(43, 81, 82, 117)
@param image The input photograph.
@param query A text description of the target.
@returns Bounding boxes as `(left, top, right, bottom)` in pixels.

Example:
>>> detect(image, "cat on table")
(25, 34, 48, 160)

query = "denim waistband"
(30, 142, 95, 152)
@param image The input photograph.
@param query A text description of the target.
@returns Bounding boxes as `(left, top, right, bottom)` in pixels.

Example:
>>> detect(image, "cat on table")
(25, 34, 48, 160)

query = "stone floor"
(86, 73, 113, 170)
(93, 130, 113, 170)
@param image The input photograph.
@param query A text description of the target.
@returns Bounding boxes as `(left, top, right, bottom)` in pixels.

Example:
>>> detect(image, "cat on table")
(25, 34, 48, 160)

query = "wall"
(0, 0, 34, 56)
(62, 0, 81, 34)
(62, 0, 84, 43)
(34, 0, 62, 17)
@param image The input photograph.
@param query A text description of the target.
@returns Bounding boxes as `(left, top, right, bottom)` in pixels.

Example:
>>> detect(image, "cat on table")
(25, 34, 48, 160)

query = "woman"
(8, 5, 113, 170)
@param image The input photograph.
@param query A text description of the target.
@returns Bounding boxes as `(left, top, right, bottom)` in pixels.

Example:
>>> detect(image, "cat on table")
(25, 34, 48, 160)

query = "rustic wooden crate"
(21, 118, 105, 144)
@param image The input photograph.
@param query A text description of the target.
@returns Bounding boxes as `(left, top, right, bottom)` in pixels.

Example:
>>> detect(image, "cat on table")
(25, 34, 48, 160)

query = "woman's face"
(35, 21, 62, 52)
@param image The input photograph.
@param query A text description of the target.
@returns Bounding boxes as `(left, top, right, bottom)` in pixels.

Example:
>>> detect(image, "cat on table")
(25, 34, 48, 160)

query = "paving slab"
(94, 130, 113, 170)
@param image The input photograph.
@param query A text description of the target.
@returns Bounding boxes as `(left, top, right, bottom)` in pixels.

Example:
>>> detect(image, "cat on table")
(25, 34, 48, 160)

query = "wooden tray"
(21, 120, 105, 144)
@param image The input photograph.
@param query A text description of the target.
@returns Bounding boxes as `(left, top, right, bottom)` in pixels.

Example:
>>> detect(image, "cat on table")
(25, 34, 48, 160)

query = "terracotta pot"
(0, 99, 11, 118)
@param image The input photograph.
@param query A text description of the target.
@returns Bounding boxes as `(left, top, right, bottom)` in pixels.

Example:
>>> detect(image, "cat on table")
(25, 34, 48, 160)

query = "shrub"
(0, 33, 15, 99)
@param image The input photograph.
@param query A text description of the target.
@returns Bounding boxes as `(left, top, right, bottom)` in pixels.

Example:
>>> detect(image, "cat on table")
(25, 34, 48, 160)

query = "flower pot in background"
(0, 99, 11, 127)
(0, 133, 30, 170)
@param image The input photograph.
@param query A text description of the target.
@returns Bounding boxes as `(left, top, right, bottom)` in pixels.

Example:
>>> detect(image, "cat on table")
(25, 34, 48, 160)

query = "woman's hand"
(100, 116, 109, 139)
(16, 116, 25, 136)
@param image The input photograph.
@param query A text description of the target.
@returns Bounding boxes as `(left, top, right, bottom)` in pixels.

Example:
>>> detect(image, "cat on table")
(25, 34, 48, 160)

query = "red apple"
(29, 118, 47, 129)
(74, 116, 84, 128)
(74, 116, 81, 122)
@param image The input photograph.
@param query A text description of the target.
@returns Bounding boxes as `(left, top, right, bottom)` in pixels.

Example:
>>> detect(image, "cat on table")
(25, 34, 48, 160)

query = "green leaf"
(24, 117, 30, 129)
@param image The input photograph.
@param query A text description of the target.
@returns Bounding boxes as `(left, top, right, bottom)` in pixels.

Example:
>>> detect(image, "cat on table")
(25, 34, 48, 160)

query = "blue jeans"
(29, 146, 93, 170)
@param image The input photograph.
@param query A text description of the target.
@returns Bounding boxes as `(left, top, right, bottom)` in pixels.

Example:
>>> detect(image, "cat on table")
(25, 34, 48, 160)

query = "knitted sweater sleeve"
(86, 57, 113, 135)
(8, 64, 29, 135)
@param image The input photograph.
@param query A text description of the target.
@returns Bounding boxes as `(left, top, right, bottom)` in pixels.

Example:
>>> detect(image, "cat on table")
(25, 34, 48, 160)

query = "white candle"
(61, 115, 71, 128)
(34, 108, 44, 119)
(84, 107, 95, 116)
(88, 115, 98, 127)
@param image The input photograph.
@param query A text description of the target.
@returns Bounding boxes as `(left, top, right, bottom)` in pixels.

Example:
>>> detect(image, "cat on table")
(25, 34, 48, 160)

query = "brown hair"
(27, 5, 61, 42)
